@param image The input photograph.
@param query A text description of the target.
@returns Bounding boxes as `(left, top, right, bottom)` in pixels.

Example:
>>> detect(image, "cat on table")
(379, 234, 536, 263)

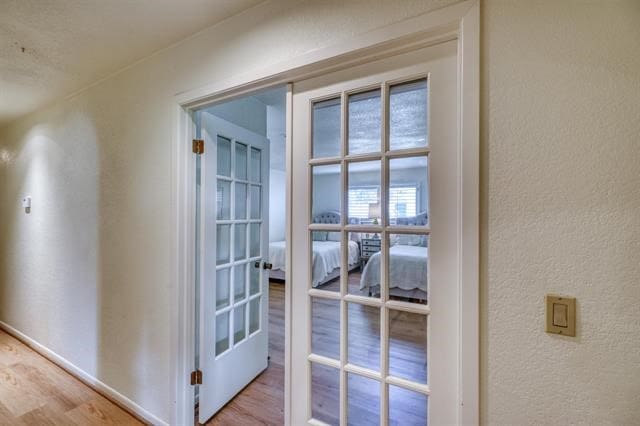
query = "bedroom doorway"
(193, 86, 287, 424)
(290, 40, 461, 424)
(174, 5, 478, 424)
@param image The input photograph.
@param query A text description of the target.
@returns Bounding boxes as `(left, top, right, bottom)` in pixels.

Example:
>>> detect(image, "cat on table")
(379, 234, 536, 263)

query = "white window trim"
(170, 2, 479, 425)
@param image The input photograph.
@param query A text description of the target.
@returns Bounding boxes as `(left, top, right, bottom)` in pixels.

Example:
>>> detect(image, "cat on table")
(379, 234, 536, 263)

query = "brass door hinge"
(190, 370, 202, 385)
(192, 139, 204, 155)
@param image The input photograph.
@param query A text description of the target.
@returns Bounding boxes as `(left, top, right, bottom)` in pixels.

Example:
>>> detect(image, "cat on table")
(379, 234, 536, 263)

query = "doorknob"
(254, 261, 273, 270)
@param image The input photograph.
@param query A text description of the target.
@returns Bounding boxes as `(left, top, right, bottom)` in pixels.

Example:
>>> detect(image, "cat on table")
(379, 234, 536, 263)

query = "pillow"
(326, 232, 341, 242)
(394, 234, 424, 246)
(312, 231, 328, 241)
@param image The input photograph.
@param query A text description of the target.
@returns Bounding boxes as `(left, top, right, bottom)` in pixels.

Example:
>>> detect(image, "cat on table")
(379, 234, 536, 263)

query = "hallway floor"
(0, 330, 142, 425)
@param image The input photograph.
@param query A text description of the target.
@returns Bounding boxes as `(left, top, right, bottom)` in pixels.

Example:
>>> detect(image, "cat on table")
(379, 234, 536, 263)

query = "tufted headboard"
(312, 211, 361, 225)
(396, 211, 428, 226)
(312, 211, 341, 224)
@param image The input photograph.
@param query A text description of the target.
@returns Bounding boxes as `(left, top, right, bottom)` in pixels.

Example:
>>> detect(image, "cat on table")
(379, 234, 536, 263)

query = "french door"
(198, 113, 270, 422)
(291, 40, 459, 425)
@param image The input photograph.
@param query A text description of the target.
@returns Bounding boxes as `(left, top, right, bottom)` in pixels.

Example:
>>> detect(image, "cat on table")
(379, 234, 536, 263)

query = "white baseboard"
(0, 320, 169, 426)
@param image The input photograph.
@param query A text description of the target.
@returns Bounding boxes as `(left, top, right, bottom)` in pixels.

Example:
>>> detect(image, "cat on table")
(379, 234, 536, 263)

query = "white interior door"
(199, 113, 270, 422)
(291, 40, 459, 425)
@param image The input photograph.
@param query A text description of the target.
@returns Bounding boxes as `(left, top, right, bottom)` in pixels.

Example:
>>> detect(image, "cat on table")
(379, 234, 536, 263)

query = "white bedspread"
(269, 241, 287, 271)
(360, 245, 428, 292)
(269, 240, 359, 287)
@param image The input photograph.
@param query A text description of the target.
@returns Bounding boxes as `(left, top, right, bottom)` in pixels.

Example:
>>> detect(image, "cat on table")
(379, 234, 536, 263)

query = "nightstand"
(360, 237, 381, 270)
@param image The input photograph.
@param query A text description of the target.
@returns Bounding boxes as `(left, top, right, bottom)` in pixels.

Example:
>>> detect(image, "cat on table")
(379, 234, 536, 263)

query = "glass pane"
(235, 182, 247, 220)
(311, 297, 340, 360)
(250, 147, 262, 183)
(216, 224, 230, 265)
(388, 234, 428, 304)
(312, 163, 341, 220)
(215, 311, 229, 356)
(347, 373, 380, 426)
(348, 161, 381, 224)
(250, 185, 261, 219)
(235, 142, 247, 180)
(233, 264, 246, 302)
(233, 303, 246, 344)
(311, 363, 340, 425)
(389, 79, 428, 150)
(310, 231, 341, 291)
(217, 136, 231, 177)
(389, 157, 428, 226)
(349, 232, 380, 298)
(217, 180, 231, 220)
(216, 268, 230, 310)
(249, 223, 260, 258)
(347, 303, 380, 371)
(234, 224, 247, 261)
(348, 89, 381, 155)
(249, 264, 260, 295)
(388, 385, 428, 426)
(249, 297, 260, 334)
(313, 98, 341, 158)
(389, 310, 428, 384)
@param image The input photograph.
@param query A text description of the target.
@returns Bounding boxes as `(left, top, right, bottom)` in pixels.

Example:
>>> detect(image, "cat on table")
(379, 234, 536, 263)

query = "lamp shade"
(368, 202, 381, 219)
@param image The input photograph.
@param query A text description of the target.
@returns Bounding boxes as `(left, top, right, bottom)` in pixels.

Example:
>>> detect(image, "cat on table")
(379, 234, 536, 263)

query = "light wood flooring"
(0, 276, 426, 426)
(207, 274, 427, 426)
(0, 330, 143, 425)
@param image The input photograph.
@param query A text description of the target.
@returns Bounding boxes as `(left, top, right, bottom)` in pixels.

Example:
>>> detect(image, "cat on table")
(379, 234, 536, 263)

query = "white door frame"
(170, 2, 479, 425)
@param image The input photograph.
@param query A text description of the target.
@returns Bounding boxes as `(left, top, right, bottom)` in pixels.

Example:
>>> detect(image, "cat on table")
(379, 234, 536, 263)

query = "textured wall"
(0, 0, 460, 422)
(480, 0, 640, 424)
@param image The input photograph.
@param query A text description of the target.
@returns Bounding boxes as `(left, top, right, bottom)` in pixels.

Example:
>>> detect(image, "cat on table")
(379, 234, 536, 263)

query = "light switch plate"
(545, 294, 576, 337)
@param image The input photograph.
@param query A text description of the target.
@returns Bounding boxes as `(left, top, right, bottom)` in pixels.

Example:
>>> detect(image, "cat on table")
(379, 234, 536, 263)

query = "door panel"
(291, 40, 459, 425)
(199, 113, 270, 422)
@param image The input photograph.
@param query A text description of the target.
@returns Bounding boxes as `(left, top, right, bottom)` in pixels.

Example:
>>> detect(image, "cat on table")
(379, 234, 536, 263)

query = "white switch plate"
(22, 196, 31, 209)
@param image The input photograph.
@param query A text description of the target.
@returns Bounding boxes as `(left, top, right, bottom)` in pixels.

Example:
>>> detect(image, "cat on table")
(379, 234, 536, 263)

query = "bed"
(268, 212, 361, 287)
(359, 212, 429, 301)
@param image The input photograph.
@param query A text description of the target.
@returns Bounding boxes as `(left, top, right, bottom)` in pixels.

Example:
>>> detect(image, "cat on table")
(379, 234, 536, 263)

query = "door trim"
(170, 2, 479, 424)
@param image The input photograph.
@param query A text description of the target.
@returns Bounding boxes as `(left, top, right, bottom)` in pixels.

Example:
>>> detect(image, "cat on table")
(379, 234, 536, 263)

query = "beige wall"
(0, 0, 638, 423)
(480, 1, 640, 423)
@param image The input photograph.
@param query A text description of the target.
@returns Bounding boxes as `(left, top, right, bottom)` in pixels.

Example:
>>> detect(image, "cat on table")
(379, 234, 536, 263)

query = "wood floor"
(208, 275, 427, 426)
(0, 277, 425, 426)
(0, 330, 142, 425)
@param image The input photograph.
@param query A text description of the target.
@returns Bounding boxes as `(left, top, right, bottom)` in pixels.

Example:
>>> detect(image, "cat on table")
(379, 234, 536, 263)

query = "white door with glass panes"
(291, 40, 459, 425)
(199, 113, 270, 422)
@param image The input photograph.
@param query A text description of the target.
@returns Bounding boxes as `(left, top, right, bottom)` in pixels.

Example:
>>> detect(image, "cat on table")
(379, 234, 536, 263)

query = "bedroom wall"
(204, 96, 267, 137)
(0, 0, 638, 424)
(269, 170, 286, 242)
(267, 103, 286, 243)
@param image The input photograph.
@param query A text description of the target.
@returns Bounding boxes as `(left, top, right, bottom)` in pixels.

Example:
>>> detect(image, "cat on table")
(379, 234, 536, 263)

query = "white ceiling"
(0, 0, 261, 126)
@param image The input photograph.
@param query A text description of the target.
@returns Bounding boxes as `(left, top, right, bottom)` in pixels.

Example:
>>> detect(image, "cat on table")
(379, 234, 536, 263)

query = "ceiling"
(0, 0, 261, 126)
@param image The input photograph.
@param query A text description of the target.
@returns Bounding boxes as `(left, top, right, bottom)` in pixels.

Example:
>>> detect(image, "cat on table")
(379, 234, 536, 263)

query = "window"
(347, 185, 417, 221)
(389, 186, 417, 219)
(347, 186, 379, 219)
